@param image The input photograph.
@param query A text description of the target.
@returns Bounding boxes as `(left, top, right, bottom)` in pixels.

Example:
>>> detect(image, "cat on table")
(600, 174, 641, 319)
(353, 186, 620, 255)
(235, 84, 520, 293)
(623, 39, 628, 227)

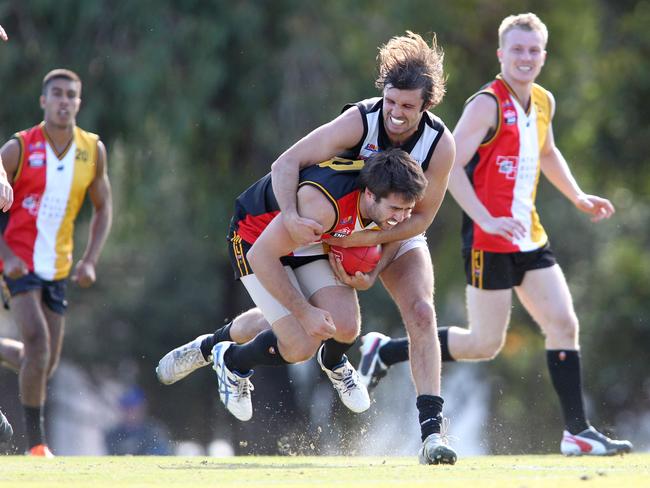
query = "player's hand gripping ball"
(330, 245, 382, 274)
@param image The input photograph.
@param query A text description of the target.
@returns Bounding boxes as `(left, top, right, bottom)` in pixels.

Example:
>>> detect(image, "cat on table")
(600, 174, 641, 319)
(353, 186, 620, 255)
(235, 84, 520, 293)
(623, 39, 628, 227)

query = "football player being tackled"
(157, 148, 449, 448)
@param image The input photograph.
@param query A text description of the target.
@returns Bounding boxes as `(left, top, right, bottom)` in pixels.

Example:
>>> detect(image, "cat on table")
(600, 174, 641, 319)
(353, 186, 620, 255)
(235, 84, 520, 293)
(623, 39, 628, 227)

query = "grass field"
(0, 454, 648, 487)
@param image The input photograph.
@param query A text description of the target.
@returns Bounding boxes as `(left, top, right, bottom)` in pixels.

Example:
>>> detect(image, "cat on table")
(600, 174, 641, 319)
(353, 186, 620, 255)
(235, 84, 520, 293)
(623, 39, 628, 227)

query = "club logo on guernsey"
(364, 143, 379, 153)
(496, 156, 518, 180)
(504, 109, 517, 125)
(28, 152, 45, 168)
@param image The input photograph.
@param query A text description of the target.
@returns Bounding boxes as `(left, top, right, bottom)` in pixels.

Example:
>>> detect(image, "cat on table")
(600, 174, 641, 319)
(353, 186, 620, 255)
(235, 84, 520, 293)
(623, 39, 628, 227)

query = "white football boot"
(317, 345, 370, 413)
(560, 426, 633, 456)
(156, 334, 212, 385)
(212, 342, 254, 421)
(418, 431, 457, 465)
(357, 332, 391, 389)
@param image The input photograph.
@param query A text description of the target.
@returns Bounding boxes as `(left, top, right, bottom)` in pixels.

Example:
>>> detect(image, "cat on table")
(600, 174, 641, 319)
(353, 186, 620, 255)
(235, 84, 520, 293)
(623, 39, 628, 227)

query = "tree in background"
(0, 0, 647, 453)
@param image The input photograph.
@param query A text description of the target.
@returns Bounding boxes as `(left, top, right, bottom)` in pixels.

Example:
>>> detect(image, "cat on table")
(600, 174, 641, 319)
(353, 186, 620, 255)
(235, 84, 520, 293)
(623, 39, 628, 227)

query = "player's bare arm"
(270, 108, 364, 246)
(539, 94, 614, 223)
(325, 129, 452, 249)
(248, 186, 337, 340)
(71, 140, 113, 287)
(0, 25, 7, 42)
(0, 139, 18, 212)
(450, 94, 526, 241)
(0, 140, 26, 276)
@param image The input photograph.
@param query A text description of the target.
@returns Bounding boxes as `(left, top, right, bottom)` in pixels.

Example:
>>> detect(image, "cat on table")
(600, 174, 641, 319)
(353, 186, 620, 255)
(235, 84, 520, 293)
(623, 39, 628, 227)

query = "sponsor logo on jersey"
(504, 109, 517, 125)
(496, 156, 519, 180)
(339, 216, 353, 225)
(22, 194, 41, 216)
(331, 227, 352, 238)
(28, 142, 45, 151)
(364, 143, 379, 153)
(28, 152, 45, 168)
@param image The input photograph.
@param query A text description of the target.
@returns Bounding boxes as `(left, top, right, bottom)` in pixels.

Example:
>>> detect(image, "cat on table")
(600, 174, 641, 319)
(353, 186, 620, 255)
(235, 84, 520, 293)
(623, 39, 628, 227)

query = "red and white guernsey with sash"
(3, 123, 98, 280)
(462, 76, 552, 253)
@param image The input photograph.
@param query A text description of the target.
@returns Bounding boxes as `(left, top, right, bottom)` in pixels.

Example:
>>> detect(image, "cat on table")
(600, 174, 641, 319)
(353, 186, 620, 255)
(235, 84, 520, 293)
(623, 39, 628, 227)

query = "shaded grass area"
(0, 454, 647, 488)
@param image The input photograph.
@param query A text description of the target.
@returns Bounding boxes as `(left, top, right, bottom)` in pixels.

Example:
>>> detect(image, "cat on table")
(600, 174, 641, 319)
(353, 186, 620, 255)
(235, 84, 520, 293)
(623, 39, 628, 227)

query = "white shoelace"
(437, 417, 458, 445)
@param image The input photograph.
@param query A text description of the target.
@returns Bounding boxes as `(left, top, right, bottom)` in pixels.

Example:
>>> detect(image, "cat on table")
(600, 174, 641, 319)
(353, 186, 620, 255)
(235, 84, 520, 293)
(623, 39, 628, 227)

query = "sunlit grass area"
(0, 454, 647, 488)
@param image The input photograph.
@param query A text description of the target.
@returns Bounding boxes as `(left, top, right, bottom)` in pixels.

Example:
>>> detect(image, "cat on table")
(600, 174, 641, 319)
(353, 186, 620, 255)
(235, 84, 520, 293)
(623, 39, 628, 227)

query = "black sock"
(438, 327, 455, 362)
(224, 329, 289, 374)
(378, 337, 409, 366)
(200, 322, 233, 361)
(546, 349, 590, 434)
(23, 405, 45, 448)
(416, 395, 444, 441)
(378, 327, 455, 366)
(320, 339, 354, 370)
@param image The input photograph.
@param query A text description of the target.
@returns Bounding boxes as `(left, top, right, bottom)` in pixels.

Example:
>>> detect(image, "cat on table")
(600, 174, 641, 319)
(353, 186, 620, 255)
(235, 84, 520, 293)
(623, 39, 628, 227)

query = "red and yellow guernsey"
(3, 123, 98, 280)
(231, 158, 377, 257)
(462, 75, 553, 253)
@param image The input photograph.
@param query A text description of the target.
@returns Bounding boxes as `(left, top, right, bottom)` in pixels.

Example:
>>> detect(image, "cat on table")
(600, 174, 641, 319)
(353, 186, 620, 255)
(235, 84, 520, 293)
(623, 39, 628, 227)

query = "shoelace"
(236, 377, 254, 398)
(437, 417, 458, 446)
(330, 364, 358, 395)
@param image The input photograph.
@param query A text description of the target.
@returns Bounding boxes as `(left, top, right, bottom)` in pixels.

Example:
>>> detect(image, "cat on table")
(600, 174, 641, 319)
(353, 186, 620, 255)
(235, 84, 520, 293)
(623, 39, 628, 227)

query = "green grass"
(0, 454, 648, 487)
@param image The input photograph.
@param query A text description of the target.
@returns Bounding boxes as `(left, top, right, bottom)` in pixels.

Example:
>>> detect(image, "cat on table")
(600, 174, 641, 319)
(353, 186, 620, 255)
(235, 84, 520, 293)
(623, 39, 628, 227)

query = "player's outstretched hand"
(0, 25, 7, 42)
(328, 252, 373, 290)
(71, 259, 96, 288)
(575, 194, 615, 222)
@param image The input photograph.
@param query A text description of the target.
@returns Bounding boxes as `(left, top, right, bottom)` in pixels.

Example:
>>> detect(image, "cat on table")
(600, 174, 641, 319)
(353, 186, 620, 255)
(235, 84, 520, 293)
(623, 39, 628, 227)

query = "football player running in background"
(0, 69, 113, 456)
(358, 13, 632, 456)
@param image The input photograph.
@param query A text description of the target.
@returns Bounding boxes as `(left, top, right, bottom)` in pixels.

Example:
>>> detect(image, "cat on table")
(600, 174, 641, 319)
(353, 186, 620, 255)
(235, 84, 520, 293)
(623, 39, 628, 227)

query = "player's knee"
(546, 314, 579, 343)
(21, 330, 50, 361)
(404, 300, 436, 336)
(333, 317, 360, 344)
(279, 343, 318, 364)
(472, 335, 505, 359)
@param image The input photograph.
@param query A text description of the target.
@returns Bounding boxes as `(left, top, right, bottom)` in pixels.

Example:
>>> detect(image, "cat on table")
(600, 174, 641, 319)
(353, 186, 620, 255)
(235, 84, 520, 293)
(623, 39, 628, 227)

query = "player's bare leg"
(11, 291, 52, 452)
(0, 338, 24, 372)
(380, 247, 456, 465)
(311, 285, 369, 413)
(517, 265, 632, 455)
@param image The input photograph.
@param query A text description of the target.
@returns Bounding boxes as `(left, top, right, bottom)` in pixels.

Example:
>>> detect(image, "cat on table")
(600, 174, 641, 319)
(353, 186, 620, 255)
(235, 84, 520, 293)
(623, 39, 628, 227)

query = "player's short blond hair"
(498, 13, 548, 48)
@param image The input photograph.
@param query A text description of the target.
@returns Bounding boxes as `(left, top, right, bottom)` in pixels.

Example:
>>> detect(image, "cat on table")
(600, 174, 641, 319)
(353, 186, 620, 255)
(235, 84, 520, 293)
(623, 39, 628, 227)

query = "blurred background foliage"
(0, 0, 648, 454)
